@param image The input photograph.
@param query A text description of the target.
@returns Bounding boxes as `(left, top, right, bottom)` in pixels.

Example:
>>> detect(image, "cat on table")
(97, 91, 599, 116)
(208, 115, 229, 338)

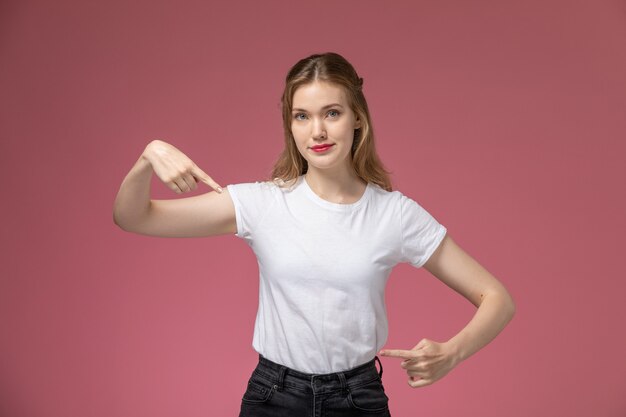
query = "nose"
(311, 117, 326, 140)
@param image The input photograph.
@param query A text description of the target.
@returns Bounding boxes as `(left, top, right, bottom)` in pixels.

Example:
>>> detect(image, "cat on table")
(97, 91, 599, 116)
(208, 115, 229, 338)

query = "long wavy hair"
(267, 52, 393, 191)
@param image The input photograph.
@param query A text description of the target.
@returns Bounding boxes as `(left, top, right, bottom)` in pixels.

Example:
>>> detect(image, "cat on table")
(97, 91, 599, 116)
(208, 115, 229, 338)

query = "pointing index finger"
(192, 165, 223, 193)
(379, 349, 419, 359)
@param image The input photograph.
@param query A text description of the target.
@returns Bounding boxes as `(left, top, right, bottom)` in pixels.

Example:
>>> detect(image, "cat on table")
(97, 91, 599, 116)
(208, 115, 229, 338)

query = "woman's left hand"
(379, 338, 460, 388)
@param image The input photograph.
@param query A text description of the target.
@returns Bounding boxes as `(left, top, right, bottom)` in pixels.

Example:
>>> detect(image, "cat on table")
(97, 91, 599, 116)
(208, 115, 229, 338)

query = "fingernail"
(217, 187, 223, 193)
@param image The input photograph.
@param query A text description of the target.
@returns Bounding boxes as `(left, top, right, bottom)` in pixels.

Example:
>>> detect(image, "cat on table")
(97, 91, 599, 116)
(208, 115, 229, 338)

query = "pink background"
(1, 0, 625, 416)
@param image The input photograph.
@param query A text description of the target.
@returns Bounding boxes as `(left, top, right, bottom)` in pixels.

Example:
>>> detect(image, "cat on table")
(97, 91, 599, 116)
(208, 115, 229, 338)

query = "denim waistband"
(252, 354, 384, 395)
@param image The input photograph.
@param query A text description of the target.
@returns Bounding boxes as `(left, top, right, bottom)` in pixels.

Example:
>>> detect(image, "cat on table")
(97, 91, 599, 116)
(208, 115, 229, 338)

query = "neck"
(304, 165, 367, 203)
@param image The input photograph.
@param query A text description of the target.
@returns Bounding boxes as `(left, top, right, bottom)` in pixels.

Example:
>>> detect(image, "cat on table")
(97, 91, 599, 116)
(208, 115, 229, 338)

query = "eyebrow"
(292, 103, 344, 112)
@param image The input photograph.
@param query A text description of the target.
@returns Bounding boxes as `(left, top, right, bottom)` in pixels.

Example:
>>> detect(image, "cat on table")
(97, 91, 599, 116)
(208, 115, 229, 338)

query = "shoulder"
(368, 182, 408, 207)
(226, 179, 277, 193)
(225, 179, 282, 204)
(369, 185, 440, 224)
(229, 176, 302, 190)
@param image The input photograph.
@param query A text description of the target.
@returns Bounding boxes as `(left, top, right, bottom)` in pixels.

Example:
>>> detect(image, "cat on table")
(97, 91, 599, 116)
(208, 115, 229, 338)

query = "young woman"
(113, 52, 516, 417)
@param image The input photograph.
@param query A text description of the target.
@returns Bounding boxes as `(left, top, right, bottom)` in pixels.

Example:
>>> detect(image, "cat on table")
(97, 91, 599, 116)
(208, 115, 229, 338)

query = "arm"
(380, 233, 516, 387)
(113, 140, 237, 238)
(423, 233, 516, 363)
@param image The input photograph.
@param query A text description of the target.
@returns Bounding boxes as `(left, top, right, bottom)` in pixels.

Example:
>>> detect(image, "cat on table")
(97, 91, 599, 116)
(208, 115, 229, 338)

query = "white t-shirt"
(226, 174, 447, 374)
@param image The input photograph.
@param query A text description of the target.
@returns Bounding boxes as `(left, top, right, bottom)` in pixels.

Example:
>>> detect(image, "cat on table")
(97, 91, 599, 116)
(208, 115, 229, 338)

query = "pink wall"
(1, 0, 625, 416)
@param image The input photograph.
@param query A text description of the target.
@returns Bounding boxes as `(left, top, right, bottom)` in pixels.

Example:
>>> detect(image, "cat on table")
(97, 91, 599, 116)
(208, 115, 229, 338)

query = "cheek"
(291, 126, 306, 143)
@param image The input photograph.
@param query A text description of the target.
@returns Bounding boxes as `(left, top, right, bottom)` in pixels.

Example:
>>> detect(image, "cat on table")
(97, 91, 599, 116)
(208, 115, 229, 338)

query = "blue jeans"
(238, 354, 392, 417)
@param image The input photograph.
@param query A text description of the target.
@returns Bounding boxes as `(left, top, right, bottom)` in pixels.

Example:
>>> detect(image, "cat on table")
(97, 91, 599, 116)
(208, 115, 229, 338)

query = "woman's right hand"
(142, 139, 223, 194)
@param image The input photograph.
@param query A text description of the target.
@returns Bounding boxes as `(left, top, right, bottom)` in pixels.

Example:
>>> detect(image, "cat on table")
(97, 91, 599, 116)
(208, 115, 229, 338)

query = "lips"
(310, 144, 334, 150)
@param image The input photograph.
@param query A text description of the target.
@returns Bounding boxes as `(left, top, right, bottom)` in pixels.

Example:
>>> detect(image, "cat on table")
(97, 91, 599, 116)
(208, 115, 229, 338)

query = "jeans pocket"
(347, 377, 390, 413)
(241, 374, 277, 404)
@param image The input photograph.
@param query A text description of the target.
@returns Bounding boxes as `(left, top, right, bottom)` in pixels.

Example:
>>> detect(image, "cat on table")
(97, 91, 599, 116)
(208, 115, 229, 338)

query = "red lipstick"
(310, 144, 334, 153)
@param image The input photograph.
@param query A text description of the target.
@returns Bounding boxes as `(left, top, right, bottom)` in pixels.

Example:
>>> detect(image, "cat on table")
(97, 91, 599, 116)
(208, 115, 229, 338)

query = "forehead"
(292, 81, 347, 108)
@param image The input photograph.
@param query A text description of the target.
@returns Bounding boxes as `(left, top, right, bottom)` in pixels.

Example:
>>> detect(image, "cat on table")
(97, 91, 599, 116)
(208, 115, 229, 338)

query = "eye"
(294, 113, 306, 121)
(327, 109, 341, 118)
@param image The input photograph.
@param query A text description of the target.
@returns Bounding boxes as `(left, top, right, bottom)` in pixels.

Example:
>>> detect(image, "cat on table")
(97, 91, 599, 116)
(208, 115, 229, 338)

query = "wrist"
(444, 338, 465, 366)
(140, 140, 165, 168)
(141, 140, 158, 162)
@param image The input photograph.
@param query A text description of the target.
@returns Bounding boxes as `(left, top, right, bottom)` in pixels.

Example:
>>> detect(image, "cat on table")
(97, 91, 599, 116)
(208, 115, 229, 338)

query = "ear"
(354, 116, 362, 130)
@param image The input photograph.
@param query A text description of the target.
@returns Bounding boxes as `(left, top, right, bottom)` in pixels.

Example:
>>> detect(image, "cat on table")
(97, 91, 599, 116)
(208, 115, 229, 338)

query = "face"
(290, 81, 361, 175)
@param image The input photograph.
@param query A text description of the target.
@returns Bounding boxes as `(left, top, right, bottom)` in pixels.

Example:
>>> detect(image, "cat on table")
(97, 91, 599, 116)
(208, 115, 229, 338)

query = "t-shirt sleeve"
(399, 194, 447, 268)
(225, 181, 277, 242)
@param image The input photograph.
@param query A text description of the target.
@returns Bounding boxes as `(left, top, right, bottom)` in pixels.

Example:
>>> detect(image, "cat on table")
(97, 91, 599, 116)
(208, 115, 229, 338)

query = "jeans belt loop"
(276, 364, 286, 391)
(337, 371, 348, 395)
(375, 355, 383, 378)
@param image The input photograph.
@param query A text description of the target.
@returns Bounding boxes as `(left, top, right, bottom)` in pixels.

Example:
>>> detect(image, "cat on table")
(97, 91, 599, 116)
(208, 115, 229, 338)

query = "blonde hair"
(266, 52, 393, 191)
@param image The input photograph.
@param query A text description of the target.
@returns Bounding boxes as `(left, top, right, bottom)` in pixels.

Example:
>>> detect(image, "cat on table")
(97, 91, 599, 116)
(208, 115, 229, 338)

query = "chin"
(307, 161, 347, 172)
